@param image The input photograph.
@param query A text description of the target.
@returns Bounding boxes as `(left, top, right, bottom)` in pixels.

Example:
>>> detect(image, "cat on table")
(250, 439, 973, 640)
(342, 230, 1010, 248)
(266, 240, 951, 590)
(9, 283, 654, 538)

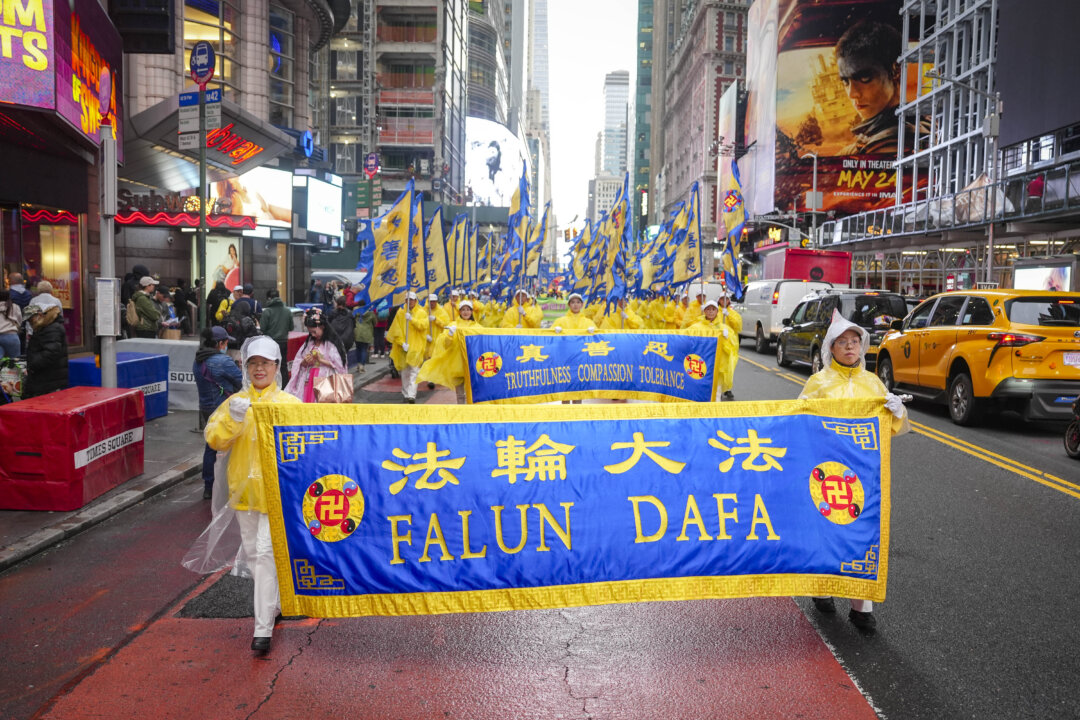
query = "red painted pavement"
(39, 596, 878, 719)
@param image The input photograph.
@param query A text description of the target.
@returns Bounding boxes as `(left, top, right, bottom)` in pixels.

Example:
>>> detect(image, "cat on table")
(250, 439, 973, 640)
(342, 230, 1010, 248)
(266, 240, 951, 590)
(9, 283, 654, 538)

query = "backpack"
(225, 304, 258, 349)
(126, 298, 139, 326)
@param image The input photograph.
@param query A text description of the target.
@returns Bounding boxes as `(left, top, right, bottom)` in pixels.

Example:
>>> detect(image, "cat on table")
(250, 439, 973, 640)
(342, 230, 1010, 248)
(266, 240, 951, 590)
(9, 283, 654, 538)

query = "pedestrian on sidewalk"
(21, 304, 68, 398)
(201, 336, 301, 654)
(132, 277, 162, 338)
(193, 326, 243, 499)
(259, 289, 293, 385)
(0, 290, 23, 359)
(329, 296, 356, 367)
(353, 302, 375, 371)
(799, 310, 909, 633)
(373, 303, 389, 357)
(284, 307, 347, 402)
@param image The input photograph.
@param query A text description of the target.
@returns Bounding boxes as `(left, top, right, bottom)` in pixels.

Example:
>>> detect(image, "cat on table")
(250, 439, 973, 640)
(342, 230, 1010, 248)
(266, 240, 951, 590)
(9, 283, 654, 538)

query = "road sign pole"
(197, 85, 208, 333)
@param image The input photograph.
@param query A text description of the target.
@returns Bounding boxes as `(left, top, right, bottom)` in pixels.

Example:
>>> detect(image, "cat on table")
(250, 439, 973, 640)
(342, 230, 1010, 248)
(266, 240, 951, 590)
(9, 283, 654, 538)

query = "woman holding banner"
(418, 299, 479, 404)
(800, 310, 909, 633)
(551, 293, 597, 332)
(197, 336, 301, 654)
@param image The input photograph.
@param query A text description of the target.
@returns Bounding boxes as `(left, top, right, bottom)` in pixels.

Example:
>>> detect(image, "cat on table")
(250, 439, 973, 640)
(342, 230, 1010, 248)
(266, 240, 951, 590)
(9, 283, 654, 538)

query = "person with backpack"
(328, 296, 356, 368)
(224, 301, 260, 362)
(205, 281, 229, 326)
(193, 326, 243, 499)
(215, 285, 242, 325)
(131, 276, 162, 338)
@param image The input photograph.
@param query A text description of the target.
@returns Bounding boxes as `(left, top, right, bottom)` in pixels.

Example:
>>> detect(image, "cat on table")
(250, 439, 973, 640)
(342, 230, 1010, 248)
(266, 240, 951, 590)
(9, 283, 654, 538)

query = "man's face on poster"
(838, 58, 898, 121)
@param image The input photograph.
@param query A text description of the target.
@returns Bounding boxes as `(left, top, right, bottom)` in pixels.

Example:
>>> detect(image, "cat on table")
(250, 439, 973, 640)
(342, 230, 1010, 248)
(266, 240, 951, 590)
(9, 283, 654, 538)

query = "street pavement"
(3, 348, 1077, 719)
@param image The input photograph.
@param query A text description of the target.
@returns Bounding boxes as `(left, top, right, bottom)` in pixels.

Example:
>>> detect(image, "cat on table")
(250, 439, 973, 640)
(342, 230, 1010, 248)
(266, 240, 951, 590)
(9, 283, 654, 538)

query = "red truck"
(760, 247, 852, 287)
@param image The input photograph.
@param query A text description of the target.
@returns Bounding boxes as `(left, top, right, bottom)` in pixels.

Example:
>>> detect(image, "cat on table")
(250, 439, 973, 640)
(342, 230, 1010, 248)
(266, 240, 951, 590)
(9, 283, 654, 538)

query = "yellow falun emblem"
(683, 353, 708, 380)
(475, 351, 503, 378)
(302, 474, 365, 542)
(809, 461, 864, 526)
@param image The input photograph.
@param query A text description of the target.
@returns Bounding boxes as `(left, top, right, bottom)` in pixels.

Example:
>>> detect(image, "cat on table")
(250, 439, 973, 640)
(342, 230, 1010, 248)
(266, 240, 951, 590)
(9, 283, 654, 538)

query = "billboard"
(205, 236, 242, 292)
(0, 0, 124, 157)
(306, 177, 343, 237)
(746, 0, 929, 216)
(465, 117, 530, 208)
(210, 166, 293, 227)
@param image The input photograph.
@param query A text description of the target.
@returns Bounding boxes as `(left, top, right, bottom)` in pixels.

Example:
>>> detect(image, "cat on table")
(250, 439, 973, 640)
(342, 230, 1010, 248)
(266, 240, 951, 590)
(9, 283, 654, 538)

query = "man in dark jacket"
(22, 305, 68, 398)
(205, 281, 229, 326)
(7, 272, 32, 310)
(259, 290, 293, 385)
(193, 326, 243, 498)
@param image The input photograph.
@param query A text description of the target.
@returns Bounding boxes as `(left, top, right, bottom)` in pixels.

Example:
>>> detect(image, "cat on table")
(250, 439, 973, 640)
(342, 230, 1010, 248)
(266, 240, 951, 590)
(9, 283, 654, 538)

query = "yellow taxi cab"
(875, 289, 1080, 425)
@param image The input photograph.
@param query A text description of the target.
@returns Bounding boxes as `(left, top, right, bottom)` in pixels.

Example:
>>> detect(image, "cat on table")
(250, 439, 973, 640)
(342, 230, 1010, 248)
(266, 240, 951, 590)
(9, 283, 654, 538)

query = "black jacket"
(24, 307, 68, 398)
(329, 308, 356, 351)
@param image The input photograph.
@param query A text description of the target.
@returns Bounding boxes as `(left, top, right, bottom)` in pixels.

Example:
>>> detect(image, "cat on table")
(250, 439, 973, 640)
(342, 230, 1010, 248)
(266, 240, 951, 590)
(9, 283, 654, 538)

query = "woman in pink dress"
(284, 307, 348, 402)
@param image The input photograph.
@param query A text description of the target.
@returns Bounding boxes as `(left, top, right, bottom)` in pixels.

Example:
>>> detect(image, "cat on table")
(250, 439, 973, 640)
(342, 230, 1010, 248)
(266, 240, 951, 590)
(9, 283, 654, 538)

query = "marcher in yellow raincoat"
(500, 289, 543, 328)
(418, 299, 480, 403)
(716, 292, 743, 400)
(680, 290, 708, 328)
(203, 336, 301, 654)
(423, 292, 451, 359)
(599, 297, 644, 330)
(387, 291, 429, 402)
(551, 292, 597, 332)
(800, 310, 909, 634)
(687, 299, 739, 399)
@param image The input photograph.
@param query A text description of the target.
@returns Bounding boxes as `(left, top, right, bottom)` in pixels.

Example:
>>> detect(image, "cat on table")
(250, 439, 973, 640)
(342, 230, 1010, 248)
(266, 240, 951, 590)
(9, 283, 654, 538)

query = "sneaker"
(848, 609, 877, 632)
(427, 382, 436, 390)
(404, 397, 415, 404)
(812, 597, 836, 614)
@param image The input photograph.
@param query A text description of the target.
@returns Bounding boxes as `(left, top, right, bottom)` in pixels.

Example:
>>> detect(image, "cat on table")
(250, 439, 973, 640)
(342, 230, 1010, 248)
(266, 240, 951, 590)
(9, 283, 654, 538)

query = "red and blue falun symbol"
(302, 474, 365, 542)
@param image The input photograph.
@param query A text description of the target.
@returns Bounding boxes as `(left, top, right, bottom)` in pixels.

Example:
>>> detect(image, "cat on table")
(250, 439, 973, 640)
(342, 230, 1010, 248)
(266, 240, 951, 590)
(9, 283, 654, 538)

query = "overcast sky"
(547, 0, 638, 242)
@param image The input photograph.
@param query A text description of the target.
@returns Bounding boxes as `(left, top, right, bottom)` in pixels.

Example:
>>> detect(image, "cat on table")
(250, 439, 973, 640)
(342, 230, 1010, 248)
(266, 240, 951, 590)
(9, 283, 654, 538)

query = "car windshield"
(842, 295, 907, 328)
(1005, 297, 1080, 326)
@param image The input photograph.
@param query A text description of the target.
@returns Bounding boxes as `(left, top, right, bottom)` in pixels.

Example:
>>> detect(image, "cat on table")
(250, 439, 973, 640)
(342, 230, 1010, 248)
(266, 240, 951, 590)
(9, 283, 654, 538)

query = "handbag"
(313, 372, 353, 403)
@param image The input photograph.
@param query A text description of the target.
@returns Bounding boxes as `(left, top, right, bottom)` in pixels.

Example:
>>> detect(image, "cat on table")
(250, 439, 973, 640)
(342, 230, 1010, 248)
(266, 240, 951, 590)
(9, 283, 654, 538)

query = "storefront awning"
(122, 96, 294, 192)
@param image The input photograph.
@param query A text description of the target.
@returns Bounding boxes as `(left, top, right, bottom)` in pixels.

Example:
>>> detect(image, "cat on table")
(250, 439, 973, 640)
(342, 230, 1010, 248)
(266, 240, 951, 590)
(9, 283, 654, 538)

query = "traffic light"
(564, 228, 572, 241)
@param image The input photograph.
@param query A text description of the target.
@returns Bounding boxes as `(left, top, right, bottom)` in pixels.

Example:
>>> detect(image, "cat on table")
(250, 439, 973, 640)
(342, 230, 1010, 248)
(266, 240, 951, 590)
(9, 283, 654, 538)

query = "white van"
(736, 279, 833, 353)
(311, 270, 367, 288)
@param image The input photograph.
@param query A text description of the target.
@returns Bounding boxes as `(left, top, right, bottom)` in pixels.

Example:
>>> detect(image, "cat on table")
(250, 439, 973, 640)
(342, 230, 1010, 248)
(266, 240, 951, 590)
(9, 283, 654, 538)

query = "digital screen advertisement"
(306, 177, 343, 237)
(1013, 265, 1072, 292)
(0, 0, 123, 157)
(465, 117, 530, 208)
(210, 167, 293, 227)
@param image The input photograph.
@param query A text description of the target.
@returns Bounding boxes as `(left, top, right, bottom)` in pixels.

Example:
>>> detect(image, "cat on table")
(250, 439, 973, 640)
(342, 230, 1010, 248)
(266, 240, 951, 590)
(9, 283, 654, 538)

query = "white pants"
(401, 364, 420, 399)
(815, 596, 873, 613)
(236, 511, 280, 638)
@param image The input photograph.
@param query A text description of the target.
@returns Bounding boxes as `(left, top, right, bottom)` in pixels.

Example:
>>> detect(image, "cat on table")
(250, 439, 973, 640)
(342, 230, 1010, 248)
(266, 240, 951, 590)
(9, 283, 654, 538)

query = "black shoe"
(722, 390, 735, 401)
(251, 636, 272, 653)
(427, 382, 436, 390)
(848, 609, 877, 633)
(202, 487, 212, 500)
(812, 597, 836, 614)
(404, 397, 415, 404)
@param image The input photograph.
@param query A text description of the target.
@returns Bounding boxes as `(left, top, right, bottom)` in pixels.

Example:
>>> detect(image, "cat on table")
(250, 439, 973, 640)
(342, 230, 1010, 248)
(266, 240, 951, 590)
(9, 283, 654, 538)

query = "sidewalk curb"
(0, 459, 202, 574)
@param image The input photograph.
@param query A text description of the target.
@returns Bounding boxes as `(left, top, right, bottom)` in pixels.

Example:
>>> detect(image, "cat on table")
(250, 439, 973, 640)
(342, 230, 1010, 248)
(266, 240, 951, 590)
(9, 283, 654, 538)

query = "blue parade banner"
(255, 400, 891, 619)
(463, 330, 721, 404)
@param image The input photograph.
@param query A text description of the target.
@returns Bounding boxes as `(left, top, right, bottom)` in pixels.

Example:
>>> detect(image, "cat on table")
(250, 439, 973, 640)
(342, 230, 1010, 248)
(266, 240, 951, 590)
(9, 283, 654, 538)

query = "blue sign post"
(189, 41, 215, 88)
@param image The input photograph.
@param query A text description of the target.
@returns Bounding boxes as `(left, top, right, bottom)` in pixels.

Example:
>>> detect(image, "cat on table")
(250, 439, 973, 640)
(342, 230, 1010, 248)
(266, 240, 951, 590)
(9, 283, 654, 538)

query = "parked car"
(776, 289, 907, 372)
(736, 279, 834, 353)
(875, 289, 1080, 424)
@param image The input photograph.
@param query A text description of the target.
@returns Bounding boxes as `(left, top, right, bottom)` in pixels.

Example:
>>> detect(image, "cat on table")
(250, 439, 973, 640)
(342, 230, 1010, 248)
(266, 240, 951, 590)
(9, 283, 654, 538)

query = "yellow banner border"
(254, 398, 891, 618)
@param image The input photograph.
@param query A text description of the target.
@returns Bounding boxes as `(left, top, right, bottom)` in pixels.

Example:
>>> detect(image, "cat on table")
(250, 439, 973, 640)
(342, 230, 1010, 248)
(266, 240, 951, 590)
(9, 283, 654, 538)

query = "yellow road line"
(739, 353, 1080, 500)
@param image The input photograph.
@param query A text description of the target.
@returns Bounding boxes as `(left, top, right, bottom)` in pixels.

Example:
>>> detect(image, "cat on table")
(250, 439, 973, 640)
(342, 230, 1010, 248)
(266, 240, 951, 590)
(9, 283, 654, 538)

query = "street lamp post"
(925, 70, 1001, 285)
(800, 152, 819, 249)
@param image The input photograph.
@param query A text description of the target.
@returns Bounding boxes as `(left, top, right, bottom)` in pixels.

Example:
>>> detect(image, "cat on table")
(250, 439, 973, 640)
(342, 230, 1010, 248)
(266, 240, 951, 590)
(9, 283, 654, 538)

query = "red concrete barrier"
(0, 387, 145, 511)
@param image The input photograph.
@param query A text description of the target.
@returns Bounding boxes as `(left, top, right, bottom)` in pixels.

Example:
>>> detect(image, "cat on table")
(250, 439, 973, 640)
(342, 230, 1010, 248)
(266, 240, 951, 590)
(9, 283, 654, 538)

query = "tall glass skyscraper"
(602, 70, 630, 175)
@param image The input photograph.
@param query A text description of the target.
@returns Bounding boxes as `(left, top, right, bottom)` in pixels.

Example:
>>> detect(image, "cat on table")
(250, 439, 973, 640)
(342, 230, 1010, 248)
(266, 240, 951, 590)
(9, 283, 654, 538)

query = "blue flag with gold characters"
(255, 399, 892, 618)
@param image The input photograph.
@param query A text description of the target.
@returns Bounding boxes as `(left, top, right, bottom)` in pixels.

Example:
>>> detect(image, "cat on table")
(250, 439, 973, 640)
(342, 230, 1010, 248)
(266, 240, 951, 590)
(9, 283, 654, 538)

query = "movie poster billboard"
(747, 0, 929, 216)
(209, 167, 293, 228)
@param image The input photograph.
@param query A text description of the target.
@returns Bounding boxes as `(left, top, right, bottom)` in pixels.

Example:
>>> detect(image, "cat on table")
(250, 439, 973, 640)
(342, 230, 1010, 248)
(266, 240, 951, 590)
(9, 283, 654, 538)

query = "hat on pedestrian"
(210, 326, 235, 343)
(242, 283, 254, 295)
(458, 299, 473, 310)
(139, 276, 156, 288)
(242, 336, 281, 364)
(567, 292, 584, 302)
(450, 288, 460, 297)
(406, 290, 418, 301)
(703, 299, 719, 311)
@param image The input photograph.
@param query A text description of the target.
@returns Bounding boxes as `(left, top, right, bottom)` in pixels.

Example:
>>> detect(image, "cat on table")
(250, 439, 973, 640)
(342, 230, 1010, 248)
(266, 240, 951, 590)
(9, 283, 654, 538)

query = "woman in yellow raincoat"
(687, 299, 739, 399)
(500, 289, 543, 328)
(800, 310, 909, 634)
(599, 297, 644, 330)
(551, 292, 597, 332)
(418, 299, 480, 403)
(202, 336, 301, 654)
(423, 292, 451, 360)
(387, 291, 429, 403)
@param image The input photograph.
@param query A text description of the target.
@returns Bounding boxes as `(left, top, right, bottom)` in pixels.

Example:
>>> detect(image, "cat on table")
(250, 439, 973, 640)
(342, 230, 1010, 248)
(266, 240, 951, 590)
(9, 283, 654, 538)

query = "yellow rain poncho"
(799, 314, 910, 436)
(424, 300, 452, 359)
(599, 304, 644, 330)
(416, 315, 479, 389)
(387, 303, 429, 370)
(551, 310, 597, 331)
(500, 300, 543, 328)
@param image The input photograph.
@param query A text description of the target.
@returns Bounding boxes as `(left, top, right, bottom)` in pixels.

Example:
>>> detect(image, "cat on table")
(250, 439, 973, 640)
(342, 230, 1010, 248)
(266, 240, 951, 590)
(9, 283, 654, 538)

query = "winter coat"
(259, 297, 292, 342)
(354, 310, 375, 345)
(204, 382, 301, 513)
(193, 347, 243, 412)
(133, 289, 161, 332)
(24, 306, 68, 398)
(329, 307, 356, 351)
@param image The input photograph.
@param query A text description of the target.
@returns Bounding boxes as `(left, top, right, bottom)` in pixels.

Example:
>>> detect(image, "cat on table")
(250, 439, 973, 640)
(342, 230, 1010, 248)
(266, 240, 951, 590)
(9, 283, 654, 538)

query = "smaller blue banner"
(465, 331, 720, 404)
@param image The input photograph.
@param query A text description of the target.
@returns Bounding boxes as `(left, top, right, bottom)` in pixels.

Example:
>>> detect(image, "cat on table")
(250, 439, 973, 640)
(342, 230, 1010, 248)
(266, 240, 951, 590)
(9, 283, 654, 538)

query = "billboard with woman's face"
(205, 236, 242, 292)
(465, 118, 530, 208)
(745, 0, 929, 217)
